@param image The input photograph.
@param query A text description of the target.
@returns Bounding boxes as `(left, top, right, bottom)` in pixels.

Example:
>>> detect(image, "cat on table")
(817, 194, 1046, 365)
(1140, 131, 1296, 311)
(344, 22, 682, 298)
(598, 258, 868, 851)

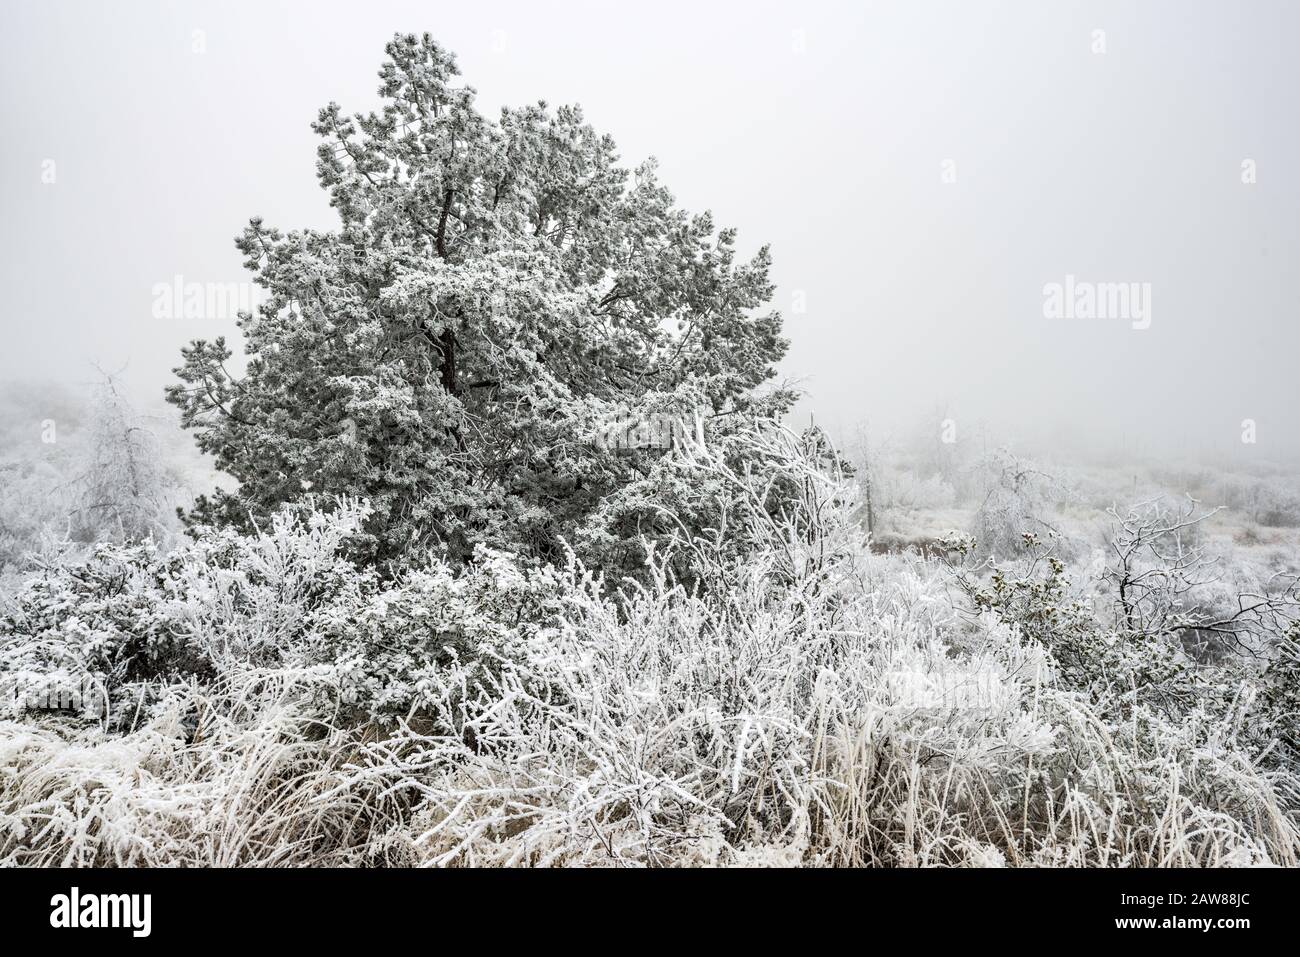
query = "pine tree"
(168, 33, 789, 566)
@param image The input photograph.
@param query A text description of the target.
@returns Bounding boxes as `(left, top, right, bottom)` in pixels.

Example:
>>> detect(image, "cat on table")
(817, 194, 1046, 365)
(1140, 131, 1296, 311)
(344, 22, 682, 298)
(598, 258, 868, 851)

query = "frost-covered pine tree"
(168, 33, 790, 565)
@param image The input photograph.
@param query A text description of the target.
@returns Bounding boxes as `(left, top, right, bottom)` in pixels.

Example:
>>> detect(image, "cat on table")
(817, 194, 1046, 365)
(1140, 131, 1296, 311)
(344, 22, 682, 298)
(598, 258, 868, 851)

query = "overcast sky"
(2, 0, 1297, 460)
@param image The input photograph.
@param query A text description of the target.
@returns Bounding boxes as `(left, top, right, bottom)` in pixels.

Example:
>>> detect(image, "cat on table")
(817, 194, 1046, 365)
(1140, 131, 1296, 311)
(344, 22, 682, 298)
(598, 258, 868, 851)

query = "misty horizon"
(3, 0, 1297, 465)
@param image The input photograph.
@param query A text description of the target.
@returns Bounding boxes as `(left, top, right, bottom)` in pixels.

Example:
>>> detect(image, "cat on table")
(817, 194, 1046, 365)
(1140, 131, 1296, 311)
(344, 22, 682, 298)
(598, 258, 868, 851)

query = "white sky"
(2, 0, 1297, 460)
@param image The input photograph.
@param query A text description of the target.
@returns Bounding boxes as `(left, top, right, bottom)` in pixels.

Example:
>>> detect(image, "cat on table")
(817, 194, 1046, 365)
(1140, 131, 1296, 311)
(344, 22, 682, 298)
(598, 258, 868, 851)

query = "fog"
(3, 0, 1297, 462)
(5, 1, 1300, 876)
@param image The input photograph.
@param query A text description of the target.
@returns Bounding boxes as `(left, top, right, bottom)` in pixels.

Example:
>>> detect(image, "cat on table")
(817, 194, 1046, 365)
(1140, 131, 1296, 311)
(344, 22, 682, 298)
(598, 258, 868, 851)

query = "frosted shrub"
(0, 459, 74, 572)
(0, 538, 198, 720)
(0, 498, 558, 727)
(1, 427, 1297, 867)
(305, 545, 562, 720)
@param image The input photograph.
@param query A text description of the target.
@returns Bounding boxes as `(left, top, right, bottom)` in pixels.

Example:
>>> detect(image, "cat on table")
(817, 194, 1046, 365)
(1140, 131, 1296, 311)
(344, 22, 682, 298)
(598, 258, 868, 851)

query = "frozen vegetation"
(2, 395, 1297, 866)
(1, 35, 1297, 867)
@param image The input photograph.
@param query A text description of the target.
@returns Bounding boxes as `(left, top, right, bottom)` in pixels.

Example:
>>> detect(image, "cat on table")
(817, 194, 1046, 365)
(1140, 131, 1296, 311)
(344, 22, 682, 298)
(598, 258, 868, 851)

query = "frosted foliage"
(165, 33, 790, 570)
(2, 427, 1296, 867)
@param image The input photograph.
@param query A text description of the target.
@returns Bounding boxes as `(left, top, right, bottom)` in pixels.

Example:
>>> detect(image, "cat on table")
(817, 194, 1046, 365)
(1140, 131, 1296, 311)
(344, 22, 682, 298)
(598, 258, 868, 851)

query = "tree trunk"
(439, 327, 457, 394)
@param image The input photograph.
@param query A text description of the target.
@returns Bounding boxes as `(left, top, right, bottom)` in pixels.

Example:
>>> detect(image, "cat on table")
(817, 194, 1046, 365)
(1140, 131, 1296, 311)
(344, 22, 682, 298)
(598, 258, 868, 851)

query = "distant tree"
(970, 449, 1060, 562)
(72, 372, 179, 545)
(1104, 496, 1300, 657)
(168, 33, 790, 567)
